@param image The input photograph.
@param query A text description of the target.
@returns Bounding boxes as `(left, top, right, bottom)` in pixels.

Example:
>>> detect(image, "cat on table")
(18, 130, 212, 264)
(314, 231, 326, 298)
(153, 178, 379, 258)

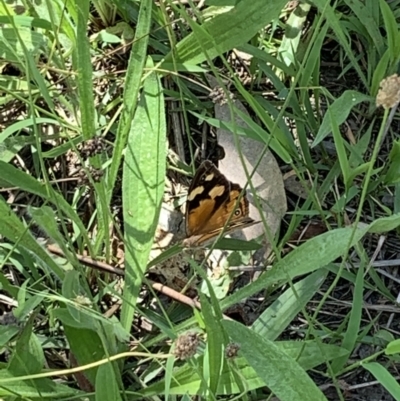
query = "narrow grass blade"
(363, 362, 400, 401)
(29, 205, 77, 264)
(198, 281, 226, 396)
(312, 91, 372, 146)
(343, 0, 384, 56)
(278, 2, 310, 67)
(73, 0, 95, 140)
(330, 107, 351, 189)
(371, 49, 391, 97)
(222, 320, 328, 401)
(379, 0, 399, 63)
(311, 0, 368, 89)
(121, 61, 166, 330)
(331, 262, 364, 372)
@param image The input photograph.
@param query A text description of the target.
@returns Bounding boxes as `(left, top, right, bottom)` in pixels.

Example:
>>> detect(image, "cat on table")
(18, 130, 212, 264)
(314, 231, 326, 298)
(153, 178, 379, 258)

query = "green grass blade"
(379, 0, 398, 63)
(363, 362, 400, 400)
(312, 0, 368, 89)
(222, 320, 328, 401)
(195, 266, 227, 397)
(371, 48, 391, 97)
(73, 0, 95, 140)
(312, 91, 372, 146)
(121, 61, 166, 330)
(343, 0, 384, 56)
(331, 261, 364, 373)
(278, 2, 310, 67)
(199, 292, 223, 397)
(329, 107, 351, 189)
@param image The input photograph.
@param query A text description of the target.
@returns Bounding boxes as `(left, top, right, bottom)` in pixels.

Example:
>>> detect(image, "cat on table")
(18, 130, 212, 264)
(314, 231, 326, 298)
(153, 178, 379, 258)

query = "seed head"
(225, 342, 240, 359)
(376, 74, 400, 109)
(173, 332, 200, 360)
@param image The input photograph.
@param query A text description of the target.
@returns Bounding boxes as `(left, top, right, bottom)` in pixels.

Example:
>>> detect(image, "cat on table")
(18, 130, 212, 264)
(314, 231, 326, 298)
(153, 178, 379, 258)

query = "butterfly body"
(184, 160, 255, 247)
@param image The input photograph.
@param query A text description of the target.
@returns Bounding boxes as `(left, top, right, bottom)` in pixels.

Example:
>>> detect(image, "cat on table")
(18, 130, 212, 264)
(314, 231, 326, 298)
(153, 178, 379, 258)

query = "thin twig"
(46, 244, 203, 311)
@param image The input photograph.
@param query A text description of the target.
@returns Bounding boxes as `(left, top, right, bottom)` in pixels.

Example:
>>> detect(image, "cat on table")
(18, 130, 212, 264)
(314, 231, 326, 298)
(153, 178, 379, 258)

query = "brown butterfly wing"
(203, 183, 254, 232)
(186, 160, 231, 236)
(184, 182, 255, 247)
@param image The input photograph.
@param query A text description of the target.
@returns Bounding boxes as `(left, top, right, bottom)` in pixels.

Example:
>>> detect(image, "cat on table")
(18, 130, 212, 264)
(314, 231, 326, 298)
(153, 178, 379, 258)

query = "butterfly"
(183, 160, 256, 247)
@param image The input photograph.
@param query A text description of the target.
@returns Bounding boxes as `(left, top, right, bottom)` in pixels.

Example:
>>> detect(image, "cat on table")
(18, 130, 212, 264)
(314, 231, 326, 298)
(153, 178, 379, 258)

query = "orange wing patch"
(184, 161, 256, 247)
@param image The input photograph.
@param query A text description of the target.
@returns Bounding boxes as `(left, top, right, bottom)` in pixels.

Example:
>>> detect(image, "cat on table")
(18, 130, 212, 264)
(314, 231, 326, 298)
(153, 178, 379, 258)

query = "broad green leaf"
(368, 213, 400, 233)
(212, 238, 262, 251)
(140, 341, 347, 396)
(95, 363, 123, 401)
(0, 196, 65, 279)
(385, 339, 400, 355)
(108, 0, 153, 199)
(312, 91, 372, 146)
(0, 27, 45, 62)
(33, 0, 76, 45)
(251, 269, 327, 341)
(278, 2, 311, 67)
(121, 59, 166, 329)
(223, 320, 327, 401)
(0, 16, 52, 30)
(162, 0, 288, 67)
(0, 137, 30, 163)
(63, 323, 104, 385)
(62, 271, 99, 330)
(8, 316, 44, 376)
(0, 161, 92, 255)
(222, 213, 400, 310)
(0, 326, 19, 347)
